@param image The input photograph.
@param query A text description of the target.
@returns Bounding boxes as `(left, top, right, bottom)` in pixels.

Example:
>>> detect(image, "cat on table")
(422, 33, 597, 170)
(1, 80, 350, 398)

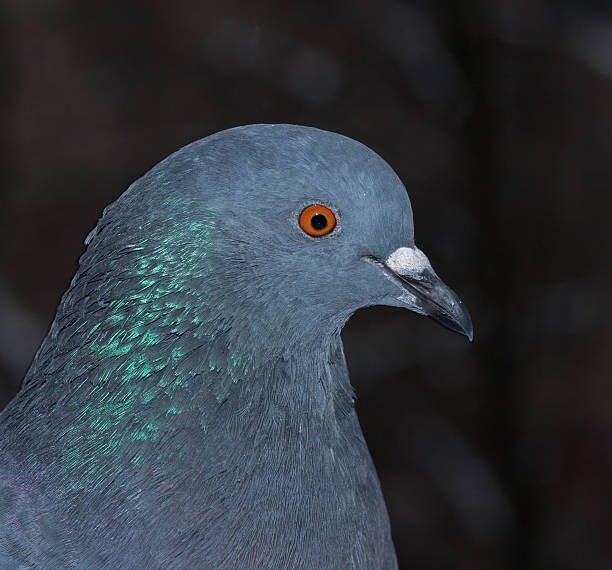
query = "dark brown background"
(1, 1, 611, 568)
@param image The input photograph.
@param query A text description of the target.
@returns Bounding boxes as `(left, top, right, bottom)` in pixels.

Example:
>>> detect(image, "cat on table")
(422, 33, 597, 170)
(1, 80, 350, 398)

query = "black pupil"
(311, 213, 328, 231)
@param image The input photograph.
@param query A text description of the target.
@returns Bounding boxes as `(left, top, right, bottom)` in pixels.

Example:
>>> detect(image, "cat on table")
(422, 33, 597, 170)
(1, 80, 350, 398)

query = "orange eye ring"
(299, 204, 337, 237)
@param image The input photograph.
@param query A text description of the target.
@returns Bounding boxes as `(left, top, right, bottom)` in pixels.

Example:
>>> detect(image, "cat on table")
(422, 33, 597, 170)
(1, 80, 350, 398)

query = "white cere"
(385, 246, 431, 274)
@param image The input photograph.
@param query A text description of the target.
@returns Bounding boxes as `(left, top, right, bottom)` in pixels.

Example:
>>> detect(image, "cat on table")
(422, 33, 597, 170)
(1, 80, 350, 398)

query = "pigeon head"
(77, 125, 471, 370)
(16, 123, 472, 410)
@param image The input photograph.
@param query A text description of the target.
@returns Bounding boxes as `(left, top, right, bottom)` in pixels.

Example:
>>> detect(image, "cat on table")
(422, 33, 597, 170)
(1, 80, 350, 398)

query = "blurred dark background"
(1, 1, 611, 568)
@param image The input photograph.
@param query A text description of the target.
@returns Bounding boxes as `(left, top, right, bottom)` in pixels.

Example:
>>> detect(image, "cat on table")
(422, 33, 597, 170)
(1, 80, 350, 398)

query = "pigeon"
(0, 124, 472, 569)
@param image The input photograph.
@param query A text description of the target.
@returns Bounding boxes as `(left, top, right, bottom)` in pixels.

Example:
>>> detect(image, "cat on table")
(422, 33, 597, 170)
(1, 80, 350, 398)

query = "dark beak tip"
(465, 322, 474, 342)
(425, 295, 473, 342)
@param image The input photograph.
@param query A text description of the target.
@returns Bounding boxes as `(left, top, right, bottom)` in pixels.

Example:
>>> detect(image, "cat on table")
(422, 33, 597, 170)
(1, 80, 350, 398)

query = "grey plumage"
(0, 125, 471, 568)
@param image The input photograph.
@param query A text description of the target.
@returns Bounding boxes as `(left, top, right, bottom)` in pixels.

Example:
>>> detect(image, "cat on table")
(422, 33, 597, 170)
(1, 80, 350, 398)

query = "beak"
(362, 248, 473, 341)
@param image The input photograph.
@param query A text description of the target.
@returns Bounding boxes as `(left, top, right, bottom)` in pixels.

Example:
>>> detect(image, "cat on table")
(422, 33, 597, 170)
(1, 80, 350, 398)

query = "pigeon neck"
(10, 299, 354, 443)
(3, 318, 357, 493)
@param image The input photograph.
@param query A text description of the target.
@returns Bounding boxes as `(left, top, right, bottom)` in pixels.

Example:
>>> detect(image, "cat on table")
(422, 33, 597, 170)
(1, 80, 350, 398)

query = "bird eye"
(298, 204, 337, 237)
